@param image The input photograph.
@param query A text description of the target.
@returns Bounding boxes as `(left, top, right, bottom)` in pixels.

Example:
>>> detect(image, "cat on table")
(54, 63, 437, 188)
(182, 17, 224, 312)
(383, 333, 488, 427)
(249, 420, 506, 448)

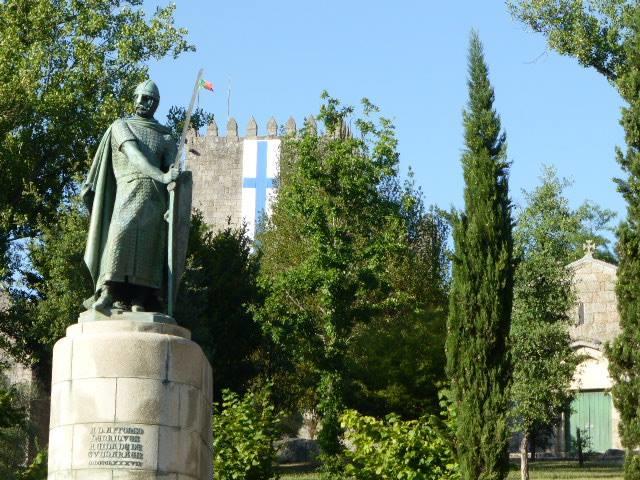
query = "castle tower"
(187, 116, 294, 239)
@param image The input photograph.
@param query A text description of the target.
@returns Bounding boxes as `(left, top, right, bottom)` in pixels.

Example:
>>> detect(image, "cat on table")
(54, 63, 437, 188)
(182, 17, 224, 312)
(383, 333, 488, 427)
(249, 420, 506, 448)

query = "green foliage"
(175, 213, 263, 401)
(256, 93, 448, 467)
(0, 372, 35, 480)
(1, 203, 91, 382)
(345, 206, 450, 420)
(0, 0, 193, 276)
(510, 167, 609, 451)
(513, 167, 616, 264)
(341, 409, 459, 480)
(346, 310, 446, 419)
(166, 106, 216, 138)
(2, 205, 263, 403)
(610, 11, 640, 478)
(509, 3, 640, 478)
(19, 450, 47, 480)
(0, 385, 25, 430)
(257, 93, 405, 459)
(572, 427, 592, 467)
(446, 32, 514, 480)
(510, 321, 576, 427)
(213, 385, 281, 480)
(506, 0, 628, 81)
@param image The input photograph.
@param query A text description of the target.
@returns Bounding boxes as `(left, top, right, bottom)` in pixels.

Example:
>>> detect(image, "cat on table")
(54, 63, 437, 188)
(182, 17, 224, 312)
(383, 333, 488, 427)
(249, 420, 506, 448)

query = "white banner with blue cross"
(241, 139, 280, 239)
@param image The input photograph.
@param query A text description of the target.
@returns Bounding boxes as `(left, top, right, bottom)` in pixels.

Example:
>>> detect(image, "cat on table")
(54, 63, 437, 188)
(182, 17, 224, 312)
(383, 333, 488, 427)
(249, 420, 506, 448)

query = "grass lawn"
(278, 459, 624, 480)
(506, 460, 623, 479)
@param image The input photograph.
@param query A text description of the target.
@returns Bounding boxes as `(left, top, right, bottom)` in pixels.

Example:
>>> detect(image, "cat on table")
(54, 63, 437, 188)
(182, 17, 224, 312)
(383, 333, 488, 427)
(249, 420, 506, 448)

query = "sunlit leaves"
(0, 0, 193, 274)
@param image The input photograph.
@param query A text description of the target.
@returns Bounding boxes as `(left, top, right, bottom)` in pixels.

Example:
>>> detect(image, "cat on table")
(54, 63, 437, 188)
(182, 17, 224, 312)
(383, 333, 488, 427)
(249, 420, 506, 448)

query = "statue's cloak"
(81, 117, 173, 294)
(81, 125, 116, 292)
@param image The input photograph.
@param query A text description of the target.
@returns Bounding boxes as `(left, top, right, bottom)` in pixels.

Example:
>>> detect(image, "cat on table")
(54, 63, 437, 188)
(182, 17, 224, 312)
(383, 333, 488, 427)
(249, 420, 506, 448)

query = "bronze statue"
(81, 80, 180, 313)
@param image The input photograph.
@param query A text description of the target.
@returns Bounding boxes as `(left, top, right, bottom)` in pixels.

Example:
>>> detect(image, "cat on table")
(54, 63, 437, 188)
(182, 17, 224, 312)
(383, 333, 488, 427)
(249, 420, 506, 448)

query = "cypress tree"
(446, 31, 514, 480)
(607, 12, 640, 478)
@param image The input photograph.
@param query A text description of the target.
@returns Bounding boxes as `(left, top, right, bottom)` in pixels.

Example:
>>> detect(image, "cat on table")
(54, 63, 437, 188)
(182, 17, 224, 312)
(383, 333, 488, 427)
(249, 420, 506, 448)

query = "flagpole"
(227, 75, 231, 120)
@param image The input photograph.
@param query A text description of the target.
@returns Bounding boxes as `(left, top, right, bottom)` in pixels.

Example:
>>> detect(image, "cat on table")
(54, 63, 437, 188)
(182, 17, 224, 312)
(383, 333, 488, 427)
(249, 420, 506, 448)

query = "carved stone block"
(47, 313, 212, 479)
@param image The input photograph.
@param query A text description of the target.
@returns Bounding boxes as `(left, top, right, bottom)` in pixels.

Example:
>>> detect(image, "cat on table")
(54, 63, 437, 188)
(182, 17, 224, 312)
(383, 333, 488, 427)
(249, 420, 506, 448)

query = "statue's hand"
(162, 165, 180, 184)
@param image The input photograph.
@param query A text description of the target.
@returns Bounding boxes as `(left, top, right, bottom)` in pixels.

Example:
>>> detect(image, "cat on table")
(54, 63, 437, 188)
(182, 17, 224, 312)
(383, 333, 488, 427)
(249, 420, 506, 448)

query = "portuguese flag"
(199, 79, 214, 92)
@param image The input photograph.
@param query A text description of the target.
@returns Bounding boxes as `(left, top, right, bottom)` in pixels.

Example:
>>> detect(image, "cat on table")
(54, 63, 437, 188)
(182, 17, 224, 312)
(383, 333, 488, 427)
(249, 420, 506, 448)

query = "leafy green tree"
(511, 167, 584, 480)
(256, 93, 440, 473)
(0, 368, 34, 480)
(345, 207, 450, 419)
(213, 384, 281, 480)
(18, 450, 47, 480)
(3, 203, 91, 387)
(175, 213, 263, 401)
(0, 0, 192, 278)
(6, 205, 263, 399)
(507, 0, 627, 81)
(446, 32, 514, 480)
(166, 106, 216, 138)
(506, 2, 640, 476)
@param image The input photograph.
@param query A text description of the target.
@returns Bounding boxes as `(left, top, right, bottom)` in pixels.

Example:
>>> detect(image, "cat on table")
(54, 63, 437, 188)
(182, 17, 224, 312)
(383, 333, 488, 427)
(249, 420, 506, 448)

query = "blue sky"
(148, 1, 625, 234)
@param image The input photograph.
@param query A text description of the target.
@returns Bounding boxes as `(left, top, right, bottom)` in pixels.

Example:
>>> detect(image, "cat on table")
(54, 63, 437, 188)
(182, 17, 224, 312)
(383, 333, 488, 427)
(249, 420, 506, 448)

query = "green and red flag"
(199, 79, 214, 92)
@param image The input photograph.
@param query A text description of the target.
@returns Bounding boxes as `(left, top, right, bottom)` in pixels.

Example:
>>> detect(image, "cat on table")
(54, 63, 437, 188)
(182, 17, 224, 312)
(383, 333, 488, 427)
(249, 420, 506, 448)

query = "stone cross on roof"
(583, 239, 596, 257)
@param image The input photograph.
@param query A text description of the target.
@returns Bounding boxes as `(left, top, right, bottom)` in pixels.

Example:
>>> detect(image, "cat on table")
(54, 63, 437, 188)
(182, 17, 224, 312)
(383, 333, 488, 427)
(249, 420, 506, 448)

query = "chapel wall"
(566, 253, 622, 453)
(568, 256, 620, 346)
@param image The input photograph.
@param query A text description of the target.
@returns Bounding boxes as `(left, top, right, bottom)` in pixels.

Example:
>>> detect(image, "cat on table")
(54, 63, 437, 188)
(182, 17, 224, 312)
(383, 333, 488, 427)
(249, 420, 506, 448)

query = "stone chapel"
(555, 243, 622, 455)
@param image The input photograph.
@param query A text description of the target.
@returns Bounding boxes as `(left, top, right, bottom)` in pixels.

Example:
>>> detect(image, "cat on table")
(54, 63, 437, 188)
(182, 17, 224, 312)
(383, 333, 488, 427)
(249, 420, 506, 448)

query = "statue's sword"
(167, 68, 204, 317)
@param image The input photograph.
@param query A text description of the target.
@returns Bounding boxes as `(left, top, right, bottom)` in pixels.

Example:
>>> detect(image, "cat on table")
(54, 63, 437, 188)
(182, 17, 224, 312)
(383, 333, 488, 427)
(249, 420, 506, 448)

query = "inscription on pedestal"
(87, 425, 145, 468)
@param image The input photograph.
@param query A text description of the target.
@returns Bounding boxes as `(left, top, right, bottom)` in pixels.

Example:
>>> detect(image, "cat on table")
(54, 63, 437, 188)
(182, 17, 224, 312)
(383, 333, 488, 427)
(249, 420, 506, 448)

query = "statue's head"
(133, 79, 160, 118)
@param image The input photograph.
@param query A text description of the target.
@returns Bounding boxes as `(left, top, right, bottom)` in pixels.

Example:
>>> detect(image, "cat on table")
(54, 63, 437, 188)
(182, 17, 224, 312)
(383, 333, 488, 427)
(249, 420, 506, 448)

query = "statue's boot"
(131, 303, 145, 313)
(92, 288, 113, 313)
(131, 292, 147, 312)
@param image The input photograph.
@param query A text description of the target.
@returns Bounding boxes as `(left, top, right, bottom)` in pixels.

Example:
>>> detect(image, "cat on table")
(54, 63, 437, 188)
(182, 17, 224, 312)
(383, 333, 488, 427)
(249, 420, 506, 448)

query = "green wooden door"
(568, 391, 612, 453)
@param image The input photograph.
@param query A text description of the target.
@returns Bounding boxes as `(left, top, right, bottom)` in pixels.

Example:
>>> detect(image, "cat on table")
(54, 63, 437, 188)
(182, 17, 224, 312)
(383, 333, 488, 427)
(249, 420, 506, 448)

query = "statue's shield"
(169, 170, 193, 303)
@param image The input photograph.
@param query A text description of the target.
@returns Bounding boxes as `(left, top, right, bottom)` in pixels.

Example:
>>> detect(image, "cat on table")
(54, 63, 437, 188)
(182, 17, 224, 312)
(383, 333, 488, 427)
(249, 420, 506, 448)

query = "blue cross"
(243, 141, 275, 220)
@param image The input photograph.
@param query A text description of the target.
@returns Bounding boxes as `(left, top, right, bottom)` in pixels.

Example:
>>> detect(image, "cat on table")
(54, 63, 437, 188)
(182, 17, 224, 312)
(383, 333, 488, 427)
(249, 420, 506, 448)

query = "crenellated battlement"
(186, 115, 317, 143)
(187, 116, 317, 238)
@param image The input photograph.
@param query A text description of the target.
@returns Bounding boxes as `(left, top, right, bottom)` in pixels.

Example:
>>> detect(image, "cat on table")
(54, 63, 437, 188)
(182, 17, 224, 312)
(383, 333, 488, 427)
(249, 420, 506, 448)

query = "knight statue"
(81, 79, 180, 313)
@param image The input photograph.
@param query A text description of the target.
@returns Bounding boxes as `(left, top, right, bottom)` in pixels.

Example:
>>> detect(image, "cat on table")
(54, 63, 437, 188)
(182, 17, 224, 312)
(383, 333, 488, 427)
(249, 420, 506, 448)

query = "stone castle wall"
(187, 115, 300, 235)
(188, 133, 244, 232)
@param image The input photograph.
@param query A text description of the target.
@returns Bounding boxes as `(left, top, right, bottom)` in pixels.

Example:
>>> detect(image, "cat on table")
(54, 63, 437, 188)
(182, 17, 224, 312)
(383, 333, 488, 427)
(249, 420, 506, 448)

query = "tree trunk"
(530, 433, 536, 462)
(577, 428, 584, 467)
(520, 433, 530, 480)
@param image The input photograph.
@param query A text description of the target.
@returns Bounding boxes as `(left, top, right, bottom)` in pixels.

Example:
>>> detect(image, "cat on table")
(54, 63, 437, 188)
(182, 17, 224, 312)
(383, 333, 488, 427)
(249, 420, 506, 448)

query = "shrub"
(341, 409, 459, 480)
(0, 379, 33, 480)
(213, 385, 281, 480)
(19, 450, 47, 480)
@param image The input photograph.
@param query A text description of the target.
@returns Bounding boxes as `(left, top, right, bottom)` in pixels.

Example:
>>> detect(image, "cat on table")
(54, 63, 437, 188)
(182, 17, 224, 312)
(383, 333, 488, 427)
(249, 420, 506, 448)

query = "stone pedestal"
(47, 312, 213, 480)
